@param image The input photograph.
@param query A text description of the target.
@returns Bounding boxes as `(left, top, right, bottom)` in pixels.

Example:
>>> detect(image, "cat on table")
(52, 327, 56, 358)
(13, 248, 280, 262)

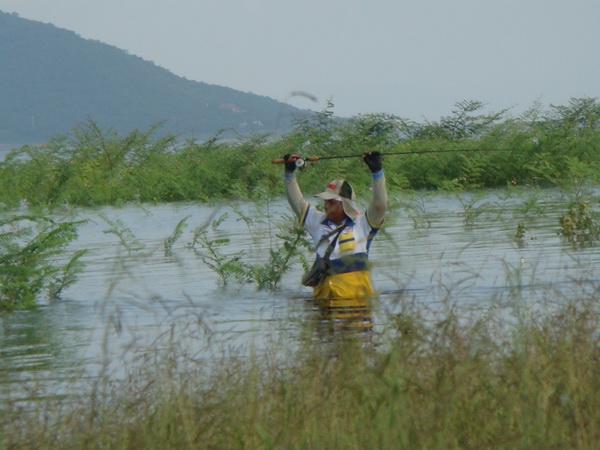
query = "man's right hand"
(283, 154, 300, 173)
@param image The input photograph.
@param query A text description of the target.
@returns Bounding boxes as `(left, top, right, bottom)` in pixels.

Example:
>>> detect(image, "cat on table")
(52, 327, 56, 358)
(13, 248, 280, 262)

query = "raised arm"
(282, 153, 308, 220)
(363, 151, 387, 228)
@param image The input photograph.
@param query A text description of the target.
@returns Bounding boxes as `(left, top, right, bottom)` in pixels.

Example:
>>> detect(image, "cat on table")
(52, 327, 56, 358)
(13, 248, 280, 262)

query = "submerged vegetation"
(0, 213, 86, 310)
(186, 209, 311, 289)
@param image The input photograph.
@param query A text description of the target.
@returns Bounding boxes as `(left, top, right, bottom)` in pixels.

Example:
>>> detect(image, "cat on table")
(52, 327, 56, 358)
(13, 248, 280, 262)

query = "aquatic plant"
(163, 215, 190, 257)
(0, 214, 87, 310)
(99, 213, 145, 253)
(512, 186, 549, 216)
(249, 220, 311, 290)
(228, 200, 312, 289)
(184, 206, 311, 289)
(558, 201, 600, 243)
(187, 213, 251, 286)
(514, 222, 526, 241)
(441, 180, 491, 227)
(397, 190, 434, 229)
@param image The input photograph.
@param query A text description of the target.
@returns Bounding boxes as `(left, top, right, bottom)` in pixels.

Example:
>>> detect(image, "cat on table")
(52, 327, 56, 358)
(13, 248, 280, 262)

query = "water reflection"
(309, 297, 373, 344)
(0, 301, 89, 403)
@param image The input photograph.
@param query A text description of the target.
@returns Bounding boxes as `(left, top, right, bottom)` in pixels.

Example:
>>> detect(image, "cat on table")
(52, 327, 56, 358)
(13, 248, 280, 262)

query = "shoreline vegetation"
(0, 97, 599, 208)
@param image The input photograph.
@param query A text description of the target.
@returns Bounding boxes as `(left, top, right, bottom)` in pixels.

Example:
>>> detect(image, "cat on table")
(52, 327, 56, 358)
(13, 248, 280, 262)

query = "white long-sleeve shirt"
(283, 170, 387, 267)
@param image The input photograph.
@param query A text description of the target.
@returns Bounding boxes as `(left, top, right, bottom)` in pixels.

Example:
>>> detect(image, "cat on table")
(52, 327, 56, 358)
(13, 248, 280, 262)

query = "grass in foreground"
(2, 295, 600, 448)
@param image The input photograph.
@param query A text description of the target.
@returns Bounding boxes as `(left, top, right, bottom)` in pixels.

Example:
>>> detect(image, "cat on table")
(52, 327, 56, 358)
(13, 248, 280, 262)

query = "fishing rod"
(271, 148, 513, 166)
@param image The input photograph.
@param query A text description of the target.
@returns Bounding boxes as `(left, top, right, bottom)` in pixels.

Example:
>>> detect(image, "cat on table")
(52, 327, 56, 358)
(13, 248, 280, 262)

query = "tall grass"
(3, 289, 600, 448)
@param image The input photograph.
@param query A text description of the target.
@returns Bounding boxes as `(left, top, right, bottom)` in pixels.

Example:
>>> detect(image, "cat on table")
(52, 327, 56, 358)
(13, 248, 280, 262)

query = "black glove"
(283, 154, 297, 173)
(363, 151, 382, 173)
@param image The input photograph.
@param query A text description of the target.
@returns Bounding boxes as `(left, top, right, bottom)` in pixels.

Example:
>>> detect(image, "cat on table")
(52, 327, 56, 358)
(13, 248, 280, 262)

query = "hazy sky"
(2, 0, 599, 121)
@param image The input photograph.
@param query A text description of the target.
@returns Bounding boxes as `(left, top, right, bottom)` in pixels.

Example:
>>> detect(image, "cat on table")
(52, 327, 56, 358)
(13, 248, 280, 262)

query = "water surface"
(1, 189, 599, 404)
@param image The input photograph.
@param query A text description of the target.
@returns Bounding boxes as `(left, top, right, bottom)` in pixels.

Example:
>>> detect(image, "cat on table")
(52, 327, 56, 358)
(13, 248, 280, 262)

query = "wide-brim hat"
(314, 179, 358, 220)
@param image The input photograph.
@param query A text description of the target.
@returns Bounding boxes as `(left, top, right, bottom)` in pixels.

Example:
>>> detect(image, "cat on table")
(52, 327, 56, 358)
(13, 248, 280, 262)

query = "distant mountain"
(0, 11, 311, 143)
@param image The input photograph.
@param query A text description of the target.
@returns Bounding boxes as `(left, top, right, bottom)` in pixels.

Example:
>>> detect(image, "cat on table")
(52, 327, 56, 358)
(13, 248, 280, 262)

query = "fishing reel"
(294, 158, 307, 171)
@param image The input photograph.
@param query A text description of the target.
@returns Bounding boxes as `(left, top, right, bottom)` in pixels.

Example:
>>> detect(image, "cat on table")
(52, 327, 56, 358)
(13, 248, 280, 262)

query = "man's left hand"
(363, 151, 382, 173)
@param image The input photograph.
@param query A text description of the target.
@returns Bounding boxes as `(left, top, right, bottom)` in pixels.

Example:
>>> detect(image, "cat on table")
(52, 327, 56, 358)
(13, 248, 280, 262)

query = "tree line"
(1, 97, 599, 208)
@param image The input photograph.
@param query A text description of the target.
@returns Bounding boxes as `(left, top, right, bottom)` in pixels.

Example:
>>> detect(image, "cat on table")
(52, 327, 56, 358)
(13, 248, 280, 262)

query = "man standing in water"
(282, 152, 387, 300)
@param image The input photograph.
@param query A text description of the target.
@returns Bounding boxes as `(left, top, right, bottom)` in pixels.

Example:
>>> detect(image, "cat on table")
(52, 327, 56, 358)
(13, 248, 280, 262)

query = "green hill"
(0, 11, 311, 143)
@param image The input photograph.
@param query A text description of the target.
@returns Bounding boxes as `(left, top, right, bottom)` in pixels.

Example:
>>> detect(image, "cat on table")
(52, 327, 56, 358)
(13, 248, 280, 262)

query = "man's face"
(324, 199, 345, 224)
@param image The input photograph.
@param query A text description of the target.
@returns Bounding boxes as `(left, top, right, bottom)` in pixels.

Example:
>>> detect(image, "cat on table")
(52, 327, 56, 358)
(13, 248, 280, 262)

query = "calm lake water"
(2, 188, 600, 405)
